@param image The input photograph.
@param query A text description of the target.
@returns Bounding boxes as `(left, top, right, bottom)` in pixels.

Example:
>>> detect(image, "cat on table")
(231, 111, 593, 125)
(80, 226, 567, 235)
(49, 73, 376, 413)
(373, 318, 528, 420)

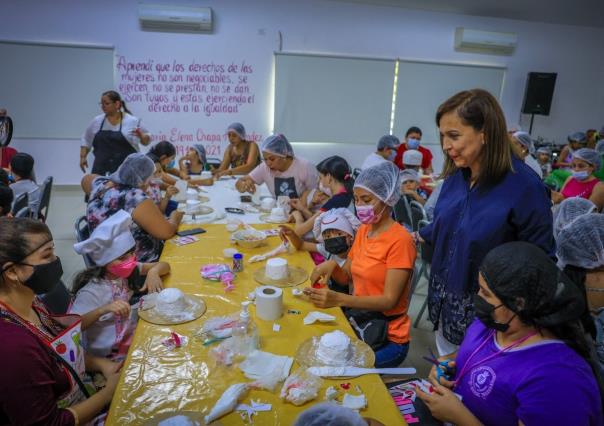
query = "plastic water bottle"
(231, 301, 258, 355)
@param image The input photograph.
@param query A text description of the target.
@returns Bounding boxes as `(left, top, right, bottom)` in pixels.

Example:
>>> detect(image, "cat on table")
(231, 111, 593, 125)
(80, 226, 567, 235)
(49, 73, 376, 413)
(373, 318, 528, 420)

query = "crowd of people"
(1, 87, 604, 425)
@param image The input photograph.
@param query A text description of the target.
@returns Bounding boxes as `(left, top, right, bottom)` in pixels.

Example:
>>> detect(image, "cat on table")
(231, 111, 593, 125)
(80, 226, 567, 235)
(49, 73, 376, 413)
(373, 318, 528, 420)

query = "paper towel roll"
(255, 286, 283, 321)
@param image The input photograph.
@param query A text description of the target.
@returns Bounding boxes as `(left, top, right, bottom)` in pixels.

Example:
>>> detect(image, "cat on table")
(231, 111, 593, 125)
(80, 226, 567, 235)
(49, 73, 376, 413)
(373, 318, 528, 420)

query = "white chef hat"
(312, 208, 361, 242)
(402, 149, 423, 166)
(73, 210, 136, 267)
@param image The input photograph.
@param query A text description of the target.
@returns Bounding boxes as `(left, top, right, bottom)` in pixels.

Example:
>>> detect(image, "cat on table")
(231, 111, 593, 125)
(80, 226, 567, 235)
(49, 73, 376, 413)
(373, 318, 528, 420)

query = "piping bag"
(204, 383, 249, 424)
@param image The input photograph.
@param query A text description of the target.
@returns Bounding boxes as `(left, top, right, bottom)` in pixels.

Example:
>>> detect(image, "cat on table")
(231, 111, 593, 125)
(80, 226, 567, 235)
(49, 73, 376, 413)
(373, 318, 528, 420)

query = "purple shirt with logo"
(455, 320, 602, 426)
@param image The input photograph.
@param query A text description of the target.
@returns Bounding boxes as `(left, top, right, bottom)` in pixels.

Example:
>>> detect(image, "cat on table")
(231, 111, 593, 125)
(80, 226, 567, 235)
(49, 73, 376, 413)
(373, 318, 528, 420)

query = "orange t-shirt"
(348, 222, 416, 344)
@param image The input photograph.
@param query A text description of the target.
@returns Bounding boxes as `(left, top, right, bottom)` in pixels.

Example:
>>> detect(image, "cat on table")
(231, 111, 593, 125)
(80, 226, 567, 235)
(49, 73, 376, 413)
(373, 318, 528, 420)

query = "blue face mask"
(387, 150, 396, 161)
(167, 159, 176, 169)
(572, 170, 590, 181)
(407, 138, 420, 150)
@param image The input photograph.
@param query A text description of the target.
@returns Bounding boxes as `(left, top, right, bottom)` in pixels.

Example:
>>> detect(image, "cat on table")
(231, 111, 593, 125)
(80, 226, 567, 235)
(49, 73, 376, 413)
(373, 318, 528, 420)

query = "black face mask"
(19, 257, 64, 295)
(473, 294, 515, 332)
(324, 236, 349, 255)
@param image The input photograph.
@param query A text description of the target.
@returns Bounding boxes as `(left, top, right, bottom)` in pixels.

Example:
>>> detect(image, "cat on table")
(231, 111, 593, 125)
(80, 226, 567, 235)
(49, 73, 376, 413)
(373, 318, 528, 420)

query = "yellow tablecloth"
(106, 224, 406, 425)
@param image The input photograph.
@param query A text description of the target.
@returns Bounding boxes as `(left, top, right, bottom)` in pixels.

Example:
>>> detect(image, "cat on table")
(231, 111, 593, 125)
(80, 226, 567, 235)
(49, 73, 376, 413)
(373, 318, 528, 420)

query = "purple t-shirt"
(455, 320, 602, 426)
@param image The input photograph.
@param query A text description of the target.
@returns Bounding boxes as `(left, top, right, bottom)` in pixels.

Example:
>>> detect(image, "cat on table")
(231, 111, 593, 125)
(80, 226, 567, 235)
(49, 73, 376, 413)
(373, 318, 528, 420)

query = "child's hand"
(165, 185, 179, 198)
(141, 271, 164, 293)
(102, 300, 131, 317)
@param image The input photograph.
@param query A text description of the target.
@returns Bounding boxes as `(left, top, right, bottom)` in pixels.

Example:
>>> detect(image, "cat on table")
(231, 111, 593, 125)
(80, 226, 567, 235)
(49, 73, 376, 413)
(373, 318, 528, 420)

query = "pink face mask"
(356, 204, 382, 224)
(107, 254, 137, 278)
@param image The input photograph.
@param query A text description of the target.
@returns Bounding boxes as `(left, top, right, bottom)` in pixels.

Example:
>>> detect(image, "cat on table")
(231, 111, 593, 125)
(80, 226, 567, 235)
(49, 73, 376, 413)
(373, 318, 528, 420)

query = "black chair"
(352, 167, 362, 179)
(11, 192, 28, 216)
(14, 206, 31, 218)
(39, 280, 72, 315)
(409, 200, 427, 232)
(37, 176, 53, 221)
(393, 196, 413, 230)
(74, 216, 94, 267)
(206, 157, 222, 171)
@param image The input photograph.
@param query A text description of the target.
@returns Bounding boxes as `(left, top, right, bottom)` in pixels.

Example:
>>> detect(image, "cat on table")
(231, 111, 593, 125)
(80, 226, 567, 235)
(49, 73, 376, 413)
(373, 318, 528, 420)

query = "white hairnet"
(596, 140, 604, 156)
(261, 134, 294, 157)
(192, 144, 207, 165)
(557, 213, 604, 270)
(574, 148, 602, 170)
(312, 207, 361, 242)
(553, 197, 596, 238)
(377, 135, 399, 150)
(513, 131, 535, 155)
(110, 153, 155, 187)
(568, 131, 587, 143)
(293, 403, 367, 426)
(227, 122, 246, 139)
(400, 168, 420, 183)
(402, 149, 423, 166)
(354, 161, 401, 206)
(536, 146, 551, 155)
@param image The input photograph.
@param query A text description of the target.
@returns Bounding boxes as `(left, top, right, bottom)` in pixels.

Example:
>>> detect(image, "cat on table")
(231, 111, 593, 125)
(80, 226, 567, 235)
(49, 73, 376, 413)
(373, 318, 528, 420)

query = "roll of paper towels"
(255, 286, 283, 321)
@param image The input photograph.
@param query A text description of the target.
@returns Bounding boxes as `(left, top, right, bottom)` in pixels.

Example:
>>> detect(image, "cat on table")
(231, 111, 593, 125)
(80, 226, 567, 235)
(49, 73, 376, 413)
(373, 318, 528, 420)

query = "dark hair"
(436, 89, 513, 187)
(10, 153, 35, 181)
(72, 261, 142, 295)
(147, 140, 176, 163)
(0, 218, 52, 285)
(0, 169, 9, 186)
(102, 90, 132, 115)
(405, 126, 422, 137)
(316, 156, 354, 193)
(0, 186, 13, 216)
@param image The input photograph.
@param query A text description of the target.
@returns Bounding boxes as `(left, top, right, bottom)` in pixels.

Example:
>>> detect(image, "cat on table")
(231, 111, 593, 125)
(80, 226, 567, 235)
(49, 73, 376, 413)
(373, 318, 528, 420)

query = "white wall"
(2, 0, 603, 183)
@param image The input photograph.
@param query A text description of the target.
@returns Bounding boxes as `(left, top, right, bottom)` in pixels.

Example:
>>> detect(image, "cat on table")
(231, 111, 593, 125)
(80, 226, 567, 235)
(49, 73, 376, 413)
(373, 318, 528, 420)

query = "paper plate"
(259, 213, 289, 224)
(142, 412, 204, 425)
(295, 335, 375, 370)
(198, 195, 210, 203)
(253, 265, 309, 288)
(178, 205, 214, 215)
(138, 294, 206, 325)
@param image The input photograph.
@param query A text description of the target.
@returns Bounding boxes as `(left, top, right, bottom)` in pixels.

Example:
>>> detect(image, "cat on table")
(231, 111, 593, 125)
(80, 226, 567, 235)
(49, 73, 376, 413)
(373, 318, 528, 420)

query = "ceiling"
(330, 0, 604, 28)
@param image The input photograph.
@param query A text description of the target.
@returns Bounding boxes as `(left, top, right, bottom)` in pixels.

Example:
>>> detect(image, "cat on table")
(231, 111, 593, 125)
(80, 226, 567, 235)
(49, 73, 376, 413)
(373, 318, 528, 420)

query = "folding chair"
(74, 215, 94, 267)
(37, 176, 53, 221)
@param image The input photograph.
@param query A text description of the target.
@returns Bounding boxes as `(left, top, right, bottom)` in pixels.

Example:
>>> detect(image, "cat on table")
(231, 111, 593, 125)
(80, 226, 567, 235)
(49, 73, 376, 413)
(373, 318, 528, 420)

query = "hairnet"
(402, 149, 423, 166)
(354, 161, 401, 206)
(568, 131, 587, 144)
(400, 168, 420, 183)
(596, 140, 604, 156)
(574, 148, 601, 170)
(554, 197, 596, 238)
(557, 214, 604, 270)
(480, 241, 585, 328)
(293, 403, 367, 426)
(513, 131, 535, 155)
(227, 122, 246, 140)
(377, 135, 399, 150)
(109, 153, 155, 187)
(261, 134, 294, 157)
(536, 146, 551, 155)
(192, 144, 207, 165)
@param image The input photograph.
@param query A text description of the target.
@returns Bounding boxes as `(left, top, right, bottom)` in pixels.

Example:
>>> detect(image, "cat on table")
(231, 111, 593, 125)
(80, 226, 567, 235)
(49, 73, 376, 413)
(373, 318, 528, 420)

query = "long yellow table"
(106, 224, 406, 425)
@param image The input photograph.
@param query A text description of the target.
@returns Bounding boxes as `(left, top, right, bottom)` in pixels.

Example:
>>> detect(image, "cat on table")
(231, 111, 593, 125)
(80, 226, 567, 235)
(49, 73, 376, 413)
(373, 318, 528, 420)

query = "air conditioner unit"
(138, 4, 213, 33)
(454, 28, 517, 55)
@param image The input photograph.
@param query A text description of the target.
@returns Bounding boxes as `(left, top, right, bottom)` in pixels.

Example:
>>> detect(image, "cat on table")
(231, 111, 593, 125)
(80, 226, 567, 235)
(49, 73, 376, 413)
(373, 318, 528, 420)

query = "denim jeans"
(375, 341, 410, 368)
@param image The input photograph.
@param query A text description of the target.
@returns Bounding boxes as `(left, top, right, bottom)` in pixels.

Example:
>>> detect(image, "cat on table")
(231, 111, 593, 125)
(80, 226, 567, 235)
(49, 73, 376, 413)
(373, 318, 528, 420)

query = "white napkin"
(239, 350, 293, 381)
(303, 311, 336, 325)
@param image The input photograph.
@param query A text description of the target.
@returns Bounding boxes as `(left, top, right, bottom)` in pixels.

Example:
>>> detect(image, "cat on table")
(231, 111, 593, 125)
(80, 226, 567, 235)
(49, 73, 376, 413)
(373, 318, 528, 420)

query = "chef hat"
(73, 210, 136, 266)
(312, 208, 361, 242)
(402, 149, 423, 166)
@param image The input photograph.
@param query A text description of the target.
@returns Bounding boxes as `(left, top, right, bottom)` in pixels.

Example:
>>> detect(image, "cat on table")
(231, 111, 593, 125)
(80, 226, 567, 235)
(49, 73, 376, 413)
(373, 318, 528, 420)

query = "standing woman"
(213, 123, 260, 177)
(418, 89, 554, 356)
(80, 90, 150, 175)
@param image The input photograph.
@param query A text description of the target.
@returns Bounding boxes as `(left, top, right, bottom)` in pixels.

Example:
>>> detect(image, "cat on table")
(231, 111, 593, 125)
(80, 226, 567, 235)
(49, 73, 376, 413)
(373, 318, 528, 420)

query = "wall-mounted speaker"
(522, 72, 557, 116)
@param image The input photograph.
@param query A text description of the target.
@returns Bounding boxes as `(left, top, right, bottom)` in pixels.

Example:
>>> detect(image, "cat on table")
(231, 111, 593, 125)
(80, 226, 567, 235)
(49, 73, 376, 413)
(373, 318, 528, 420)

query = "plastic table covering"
(106, 224, 406, 425)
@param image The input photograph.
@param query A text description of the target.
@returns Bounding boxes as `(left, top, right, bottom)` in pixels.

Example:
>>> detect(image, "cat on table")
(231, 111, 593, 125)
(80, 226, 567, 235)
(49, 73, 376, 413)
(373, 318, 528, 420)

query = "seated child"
(147, 162, 179, 215)
(71, 210, 170, 360)
(280, 208, 360, 293)
(400, 169, 427, 205)
(179, 144, 214, 186)
(536, 146, 553, 178)
(290, 188, 329, 230)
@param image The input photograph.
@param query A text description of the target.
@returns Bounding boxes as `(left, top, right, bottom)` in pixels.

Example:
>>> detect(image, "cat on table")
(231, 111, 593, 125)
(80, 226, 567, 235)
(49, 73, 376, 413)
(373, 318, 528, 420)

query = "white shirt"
(361, 152, 387, 170)
(70, 277, 136, 357)
(81, 113, 148, 151)
(525, 155, 543, 178)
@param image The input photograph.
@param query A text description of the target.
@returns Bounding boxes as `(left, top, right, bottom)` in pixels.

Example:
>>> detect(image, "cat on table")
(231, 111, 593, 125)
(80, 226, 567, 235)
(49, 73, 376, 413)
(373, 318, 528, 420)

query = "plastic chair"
(393, 196, 413, 230)
(38, 280, 72, 315)
(205, 157, 222, 171)
(74, 216, 94, 267)
(14, 206, 31, 218)
(352, 167, 362, 179)
(409, 200, 427, 232)
(11, 192, 28, 215)
(37, 176, 53, 221)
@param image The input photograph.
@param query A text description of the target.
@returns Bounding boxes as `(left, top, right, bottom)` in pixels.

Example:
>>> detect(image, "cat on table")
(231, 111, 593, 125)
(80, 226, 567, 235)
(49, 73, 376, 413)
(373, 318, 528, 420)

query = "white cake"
(266, 257, 288, 280)
(269, 207, 286, 221)
(186, 188, 198, 200)
(185, 199, 201, 214)
(261, 197, 276, 210)
(156, 288, 188, 317)
(316, 330, 351, 365)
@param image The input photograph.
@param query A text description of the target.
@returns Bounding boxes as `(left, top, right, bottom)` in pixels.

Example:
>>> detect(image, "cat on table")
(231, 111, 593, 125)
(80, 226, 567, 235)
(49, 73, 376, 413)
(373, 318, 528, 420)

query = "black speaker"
(522, 72, 557, 115)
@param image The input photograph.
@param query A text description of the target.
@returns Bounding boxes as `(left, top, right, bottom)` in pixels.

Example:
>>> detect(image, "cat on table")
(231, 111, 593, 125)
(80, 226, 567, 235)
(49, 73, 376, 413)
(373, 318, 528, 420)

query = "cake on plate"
(316, 330, 351, 365)
(156, 288, 188, 317)
(268, 207, 287, 222)
(266, 258, 288, 280)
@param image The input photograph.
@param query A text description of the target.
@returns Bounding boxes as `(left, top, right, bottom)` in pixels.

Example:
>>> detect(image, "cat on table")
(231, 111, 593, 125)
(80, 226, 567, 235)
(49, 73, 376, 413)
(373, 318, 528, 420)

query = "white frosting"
(156, 288, 187, 316)
(266, 257, 288, 280)
(269, 207, 286, 221)
(316, 330, 351, 365)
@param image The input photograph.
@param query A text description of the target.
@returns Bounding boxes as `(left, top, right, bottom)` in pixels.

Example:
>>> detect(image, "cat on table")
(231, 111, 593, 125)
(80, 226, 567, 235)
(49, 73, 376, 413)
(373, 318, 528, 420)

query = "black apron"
(91, 113, 137, 176)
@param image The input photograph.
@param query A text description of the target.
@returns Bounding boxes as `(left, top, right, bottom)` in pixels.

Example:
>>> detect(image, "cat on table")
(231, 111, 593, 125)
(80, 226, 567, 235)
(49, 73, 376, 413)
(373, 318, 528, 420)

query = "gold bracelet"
(66, 407, 80, 426)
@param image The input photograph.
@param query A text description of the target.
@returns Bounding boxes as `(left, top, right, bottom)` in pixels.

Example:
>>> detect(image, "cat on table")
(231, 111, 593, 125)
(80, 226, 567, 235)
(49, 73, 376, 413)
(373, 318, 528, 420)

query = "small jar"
(232, 253, 244, 272)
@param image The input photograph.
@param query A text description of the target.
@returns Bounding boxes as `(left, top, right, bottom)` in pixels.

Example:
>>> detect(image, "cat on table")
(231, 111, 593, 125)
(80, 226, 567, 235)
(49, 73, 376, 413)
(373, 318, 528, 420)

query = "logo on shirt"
(470, 366, 496, 399)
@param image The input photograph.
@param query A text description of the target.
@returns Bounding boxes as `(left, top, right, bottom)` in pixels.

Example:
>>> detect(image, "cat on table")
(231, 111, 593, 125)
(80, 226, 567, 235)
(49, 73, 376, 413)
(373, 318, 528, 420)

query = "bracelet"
(66, 407, 80, 426)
